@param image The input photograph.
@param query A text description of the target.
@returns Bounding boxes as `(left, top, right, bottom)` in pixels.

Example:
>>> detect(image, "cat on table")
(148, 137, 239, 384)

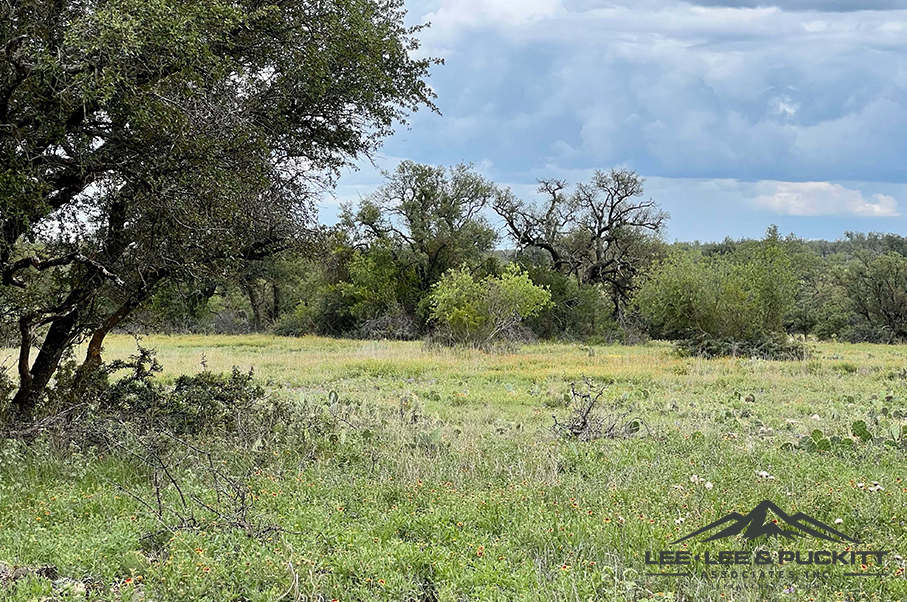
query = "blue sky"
(323, 0, 907, 243)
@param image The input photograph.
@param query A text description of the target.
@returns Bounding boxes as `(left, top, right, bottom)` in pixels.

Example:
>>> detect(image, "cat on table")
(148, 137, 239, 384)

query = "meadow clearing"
(0, 334, 905, 601)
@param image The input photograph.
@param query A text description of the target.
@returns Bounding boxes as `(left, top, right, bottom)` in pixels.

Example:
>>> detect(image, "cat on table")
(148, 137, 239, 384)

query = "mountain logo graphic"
(674, 500, 860, 545)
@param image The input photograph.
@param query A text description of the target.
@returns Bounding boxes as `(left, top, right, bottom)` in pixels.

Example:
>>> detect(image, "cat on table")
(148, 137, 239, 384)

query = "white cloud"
(422, 0, 564, 34)
(753, 181, 900, 216)
(770, 95, 800, 117)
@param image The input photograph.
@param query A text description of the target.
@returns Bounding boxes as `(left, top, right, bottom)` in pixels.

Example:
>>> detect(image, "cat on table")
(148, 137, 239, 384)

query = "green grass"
(1, 335, 906, 601)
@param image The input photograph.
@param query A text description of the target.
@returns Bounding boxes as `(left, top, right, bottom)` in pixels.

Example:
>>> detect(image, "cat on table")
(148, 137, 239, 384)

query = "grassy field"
(0, 335, 906, 601)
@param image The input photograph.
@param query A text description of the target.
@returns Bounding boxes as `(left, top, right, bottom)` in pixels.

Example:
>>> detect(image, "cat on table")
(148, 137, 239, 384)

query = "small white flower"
(756, 470, 770, 478)
(811, 414, 821, 420)
(857, 482, 865, 489)
(834, 518, 843, 525)
(690, 474, 700, 484)
(705, 481, 714, 490)
(674, 518, 685, 525)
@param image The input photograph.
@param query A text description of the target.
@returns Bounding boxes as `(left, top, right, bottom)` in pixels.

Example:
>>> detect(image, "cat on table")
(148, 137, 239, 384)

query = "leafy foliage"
(0, 0, 439, 419)
(428, 264, 552, 348)
(633, 228, 801, 357)
(841, 251, 907, 342)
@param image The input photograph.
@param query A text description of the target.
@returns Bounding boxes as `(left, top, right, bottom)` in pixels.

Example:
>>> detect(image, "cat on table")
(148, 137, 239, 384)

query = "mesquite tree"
(493, 169, 667, 317)
(0, 0, 439, 420)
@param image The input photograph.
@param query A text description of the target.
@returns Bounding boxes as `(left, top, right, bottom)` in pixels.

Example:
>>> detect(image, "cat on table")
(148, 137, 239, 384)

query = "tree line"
(127, 162, 907, 353)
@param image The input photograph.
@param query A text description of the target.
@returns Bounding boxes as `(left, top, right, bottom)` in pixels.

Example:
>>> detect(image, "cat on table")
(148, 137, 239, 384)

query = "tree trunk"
(9, 276, 161, 421)
(270, 282, 280, 323)
(11, 310, 80, 421)
(242, 279, 263, 331)
(73, 298, 144, 389)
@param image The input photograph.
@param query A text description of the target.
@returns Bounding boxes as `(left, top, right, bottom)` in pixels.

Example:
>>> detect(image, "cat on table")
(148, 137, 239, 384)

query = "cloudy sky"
(324, 0, 907, 243)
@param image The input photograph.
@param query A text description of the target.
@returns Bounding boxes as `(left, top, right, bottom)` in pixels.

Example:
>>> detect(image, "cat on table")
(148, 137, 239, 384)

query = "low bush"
(674, 334, 810, 361)
(353, 307, 421, 340)
(427, 264, 552, 349)
(22, 346, 289, 446)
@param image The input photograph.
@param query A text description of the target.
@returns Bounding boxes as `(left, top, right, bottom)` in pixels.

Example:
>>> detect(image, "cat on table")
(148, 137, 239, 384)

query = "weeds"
(552, 379, 645, 441)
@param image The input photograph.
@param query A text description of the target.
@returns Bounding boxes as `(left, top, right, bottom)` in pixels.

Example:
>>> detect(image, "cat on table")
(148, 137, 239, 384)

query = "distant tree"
(842, 252, 907, 341)
(493, 169, 667, 317)
(341, 161, 499, 321)
(0, 0, 439, 420)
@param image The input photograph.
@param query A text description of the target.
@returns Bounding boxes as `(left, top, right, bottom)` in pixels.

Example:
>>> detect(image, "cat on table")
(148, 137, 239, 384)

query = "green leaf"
(798, 437, 817, 452)
(852, 420, 872, 442)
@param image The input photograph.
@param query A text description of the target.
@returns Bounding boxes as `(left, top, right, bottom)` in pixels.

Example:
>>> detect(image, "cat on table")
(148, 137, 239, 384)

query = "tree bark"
(11, 309, 80, 421)
(241, 279, 263, 331)
(271, 282, 280, 323)
(74, 298, 143, 385)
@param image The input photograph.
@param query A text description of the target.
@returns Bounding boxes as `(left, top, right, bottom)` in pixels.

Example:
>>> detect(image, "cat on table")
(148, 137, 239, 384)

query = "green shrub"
(634, 228, 800, 358)
(635, 252, 795, 341)
(41, 347, 274, 441)
(428, 264, 552, 348)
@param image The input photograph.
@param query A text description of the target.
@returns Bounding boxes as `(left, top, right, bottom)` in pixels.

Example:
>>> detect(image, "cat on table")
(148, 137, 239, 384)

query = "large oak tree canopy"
(0, 0, 439, 419)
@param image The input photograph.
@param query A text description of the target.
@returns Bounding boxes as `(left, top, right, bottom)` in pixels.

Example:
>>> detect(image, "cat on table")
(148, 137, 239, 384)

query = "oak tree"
(0, 0, 439, 419)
